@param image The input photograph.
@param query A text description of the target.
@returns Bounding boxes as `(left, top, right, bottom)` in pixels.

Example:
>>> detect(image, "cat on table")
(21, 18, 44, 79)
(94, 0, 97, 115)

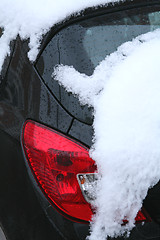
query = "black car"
(1, 0, 160, 239)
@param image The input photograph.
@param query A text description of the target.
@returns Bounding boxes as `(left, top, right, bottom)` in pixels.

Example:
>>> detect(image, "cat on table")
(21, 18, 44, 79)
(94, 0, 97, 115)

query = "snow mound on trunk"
(54, 29, 160, 239)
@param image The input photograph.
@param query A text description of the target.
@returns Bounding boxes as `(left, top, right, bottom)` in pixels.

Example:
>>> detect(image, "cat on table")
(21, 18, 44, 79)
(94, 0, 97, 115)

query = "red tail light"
(22, 120, 151, 223)
(22, 120, 96, 222)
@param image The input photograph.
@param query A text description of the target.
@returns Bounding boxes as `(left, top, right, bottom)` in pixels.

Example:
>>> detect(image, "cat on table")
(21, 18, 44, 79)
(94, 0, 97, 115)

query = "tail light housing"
(22, 120, 96, 222)
(21, 120, 151, 223)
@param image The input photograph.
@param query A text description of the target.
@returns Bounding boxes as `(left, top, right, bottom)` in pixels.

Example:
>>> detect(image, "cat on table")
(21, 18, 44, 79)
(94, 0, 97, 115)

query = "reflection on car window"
(82, 11, 160, 68)
(83, 24, 151, 67)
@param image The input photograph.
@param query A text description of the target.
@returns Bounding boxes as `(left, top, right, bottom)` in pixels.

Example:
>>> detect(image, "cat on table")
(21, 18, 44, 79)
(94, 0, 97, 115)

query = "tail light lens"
(22, 120, 151, 223)
(22, 120, 96, 222)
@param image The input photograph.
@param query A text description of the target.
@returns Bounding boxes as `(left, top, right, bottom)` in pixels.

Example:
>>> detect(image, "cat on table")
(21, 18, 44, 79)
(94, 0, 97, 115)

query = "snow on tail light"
(21, 120, 151, 223)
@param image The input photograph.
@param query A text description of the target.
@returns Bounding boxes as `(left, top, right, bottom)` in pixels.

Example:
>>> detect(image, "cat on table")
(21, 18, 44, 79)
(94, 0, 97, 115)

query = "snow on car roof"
(0, 0, 121, 72)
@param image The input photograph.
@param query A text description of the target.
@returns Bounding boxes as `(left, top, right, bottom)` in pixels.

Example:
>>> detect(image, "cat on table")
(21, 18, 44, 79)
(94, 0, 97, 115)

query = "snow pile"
(54, 29, 160, 239)
(0, 0, 120, 73)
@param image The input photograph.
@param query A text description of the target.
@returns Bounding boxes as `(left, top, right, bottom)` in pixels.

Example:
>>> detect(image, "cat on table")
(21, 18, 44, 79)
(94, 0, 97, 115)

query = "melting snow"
(54, 29, 160, 239)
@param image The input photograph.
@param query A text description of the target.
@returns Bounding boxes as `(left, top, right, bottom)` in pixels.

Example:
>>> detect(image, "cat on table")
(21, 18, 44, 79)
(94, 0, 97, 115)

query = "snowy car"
(1, 0, 160, 239)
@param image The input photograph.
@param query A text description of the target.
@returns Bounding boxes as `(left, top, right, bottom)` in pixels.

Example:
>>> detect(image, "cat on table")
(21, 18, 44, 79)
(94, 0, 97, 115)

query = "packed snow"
(54, 29, 160, 239)
(1, 0, 160, 240)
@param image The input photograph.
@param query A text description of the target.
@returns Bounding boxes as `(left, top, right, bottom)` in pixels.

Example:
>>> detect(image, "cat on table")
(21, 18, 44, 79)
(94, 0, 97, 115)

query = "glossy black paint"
(0, 130, 65, 240)
(1, 0, 160, 239)
(0, 36, 91, 240)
